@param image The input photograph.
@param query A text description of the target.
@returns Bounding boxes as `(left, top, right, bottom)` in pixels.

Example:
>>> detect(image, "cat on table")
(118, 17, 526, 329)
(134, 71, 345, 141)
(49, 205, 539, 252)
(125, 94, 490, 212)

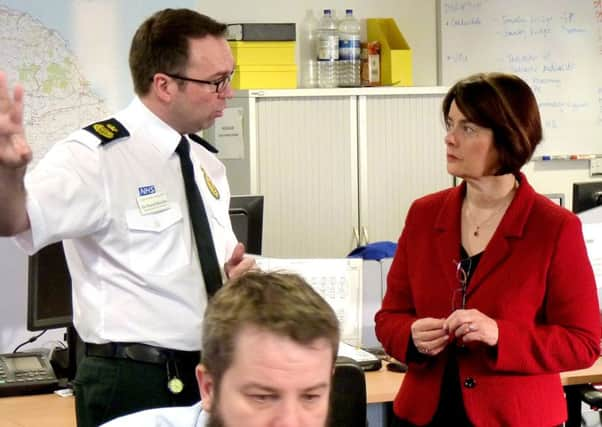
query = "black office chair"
(568, 311, 602, 427)
(565, 383, 602, 427)
(329, 359, 367, 427)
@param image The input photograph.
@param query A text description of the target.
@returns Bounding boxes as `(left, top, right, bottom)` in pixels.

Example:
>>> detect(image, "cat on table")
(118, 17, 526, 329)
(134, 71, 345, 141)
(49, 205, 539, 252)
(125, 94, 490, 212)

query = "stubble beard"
(205, 389, 225, 427)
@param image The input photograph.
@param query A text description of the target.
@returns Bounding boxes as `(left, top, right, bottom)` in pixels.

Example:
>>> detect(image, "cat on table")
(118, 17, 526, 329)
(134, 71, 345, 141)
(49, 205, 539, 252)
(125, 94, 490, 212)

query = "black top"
(429, 247, 482, 426)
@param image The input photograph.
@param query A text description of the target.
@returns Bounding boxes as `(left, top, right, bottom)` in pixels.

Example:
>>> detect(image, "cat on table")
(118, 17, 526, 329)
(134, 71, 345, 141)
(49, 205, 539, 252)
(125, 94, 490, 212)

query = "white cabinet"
(210, 87, 452, 258)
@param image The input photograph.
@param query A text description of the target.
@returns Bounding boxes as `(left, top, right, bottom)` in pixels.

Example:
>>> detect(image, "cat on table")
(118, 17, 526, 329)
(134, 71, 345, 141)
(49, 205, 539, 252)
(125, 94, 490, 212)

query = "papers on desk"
(255, 257, 363, 346)
(338, 341, 378, 363)
(583, 223, 602, 288)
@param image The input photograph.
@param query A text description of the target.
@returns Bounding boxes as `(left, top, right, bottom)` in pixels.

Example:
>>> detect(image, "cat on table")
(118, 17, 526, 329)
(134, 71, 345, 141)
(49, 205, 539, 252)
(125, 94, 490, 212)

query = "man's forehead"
(186, 36, 233, 74)
(230, 326, 331, 363)
(233, 325, 332, 350)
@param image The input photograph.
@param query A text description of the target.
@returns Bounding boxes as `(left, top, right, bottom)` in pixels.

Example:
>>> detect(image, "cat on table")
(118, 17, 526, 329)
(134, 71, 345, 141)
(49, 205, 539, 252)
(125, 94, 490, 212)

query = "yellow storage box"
(366, 18, 412, 86)
(232, 65, 297, 89)
(229, 41, 296, 66)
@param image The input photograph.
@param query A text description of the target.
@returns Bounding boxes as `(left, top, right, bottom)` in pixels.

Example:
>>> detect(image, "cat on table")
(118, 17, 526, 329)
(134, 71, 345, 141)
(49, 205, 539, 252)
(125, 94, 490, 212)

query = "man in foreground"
(102, 270, 341, 427)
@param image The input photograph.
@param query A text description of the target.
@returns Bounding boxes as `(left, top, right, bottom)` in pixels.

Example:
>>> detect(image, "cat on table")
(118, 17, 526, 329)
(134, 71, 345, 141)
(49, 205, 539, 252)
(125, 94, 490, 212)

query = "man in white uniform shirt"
(101, 271, 341, 427)
(0, 8, 254, 427)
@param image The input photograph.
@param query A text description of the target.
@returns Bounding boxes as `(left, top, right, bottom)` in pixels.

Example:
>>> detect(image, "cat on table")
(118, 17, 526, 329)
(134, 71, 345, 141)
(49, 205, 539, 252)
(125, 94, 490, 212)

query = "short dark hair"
(442, 72, 542, 175)
(202, 271, 340, 388)
(129, 8, 227, 96)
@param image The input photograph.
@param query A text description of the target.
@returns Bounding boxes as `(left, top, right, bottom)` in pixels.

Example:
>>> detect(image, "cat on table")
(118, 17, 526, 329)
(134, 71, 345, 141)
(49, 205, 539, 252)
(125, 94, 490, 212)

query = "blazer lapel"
(434, 183, 466, 293)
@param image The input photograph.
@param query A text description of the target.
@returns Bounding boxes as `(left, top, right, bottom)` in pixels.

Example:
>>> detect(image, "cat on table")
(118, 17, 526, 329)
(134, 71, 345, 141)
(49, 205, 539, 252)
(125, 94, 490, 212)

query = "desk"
(365, 365, 403, 403)
(0, 392, 76, 427)
(2, 359, 602, 427)
(365, 357, 602, 402)
(561, 357, 602, 385)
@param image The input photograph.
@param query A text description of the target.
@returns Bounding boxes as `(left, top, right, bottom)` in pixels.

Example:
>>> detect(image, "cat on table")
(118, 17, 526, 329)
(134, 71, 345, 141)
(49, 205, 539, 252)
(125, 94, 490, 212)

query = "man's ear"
(150, 73, 176, 103)
(196, 364, 215, 412)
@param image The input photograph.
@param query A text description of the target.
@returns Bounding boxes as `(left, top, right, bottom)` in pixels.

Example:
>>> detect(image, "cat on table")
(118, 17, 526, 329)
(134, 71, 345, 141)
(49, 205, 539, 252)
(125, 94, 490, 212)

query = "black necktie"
(175, 136, 222, 298)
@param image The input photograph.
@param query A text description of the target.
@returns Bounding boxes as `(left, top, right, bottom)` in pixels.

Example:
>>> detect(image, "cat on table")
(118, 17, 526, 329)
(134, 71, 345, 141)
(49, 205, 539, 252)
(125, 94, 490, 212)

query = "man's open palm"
(0, 71, 31, 168)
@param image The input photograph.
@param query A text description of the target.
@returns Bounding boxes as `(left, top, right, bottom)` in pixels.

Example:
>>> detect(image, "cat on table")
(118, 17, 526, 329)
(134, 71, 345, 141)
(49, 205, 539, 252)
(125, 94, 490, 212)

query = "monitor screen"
(26, 195, 265, 330)
(544, 193, 564, 207)
(27, 241, 72, 331)
(229, 195, 264, 255)
(572, 181, 602, 214)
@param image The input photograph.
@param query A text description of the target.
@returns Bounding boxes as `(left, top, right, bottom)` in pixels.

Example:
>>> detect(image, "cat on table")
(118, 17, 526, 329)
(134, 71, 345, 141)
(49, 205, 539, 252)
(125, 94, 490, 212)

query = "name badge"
(137, 191, 169, 215)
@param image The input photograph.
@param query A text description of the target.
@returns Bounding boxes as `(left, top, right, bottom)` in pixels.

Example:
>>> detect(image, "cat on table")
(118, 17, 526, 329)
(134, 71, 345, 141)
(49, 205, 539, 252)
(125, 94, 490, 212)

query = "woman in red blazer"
(375, 72, 600, 427)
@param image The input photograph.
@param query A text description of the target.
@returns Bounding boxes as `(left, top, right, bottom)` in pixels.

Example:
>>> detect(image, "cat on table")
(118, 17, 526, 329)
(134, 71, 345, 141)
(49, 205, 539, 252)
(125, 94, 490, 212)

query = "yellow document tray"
(367, 18, 413, 86)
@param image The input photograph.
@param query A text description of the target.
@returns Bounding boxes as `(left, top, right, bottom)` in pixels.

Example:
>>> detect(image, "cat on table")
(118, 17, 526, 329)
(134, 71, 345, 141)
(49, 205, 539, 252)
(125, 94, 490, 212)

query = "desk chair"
(329, 360, 367, 427)
(570, 312, 602, 427)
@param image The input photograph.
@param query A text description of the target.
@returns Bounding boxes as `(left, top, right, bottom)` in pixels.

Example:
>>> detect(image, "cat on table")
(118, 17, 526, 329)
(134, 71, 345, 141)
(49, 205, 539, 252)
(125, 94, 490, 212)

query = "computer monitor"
(229, 195, 264, 255)
(27, 241, 72, 331)
(572, 181, 602, 214)
(544, 193, 564, 207)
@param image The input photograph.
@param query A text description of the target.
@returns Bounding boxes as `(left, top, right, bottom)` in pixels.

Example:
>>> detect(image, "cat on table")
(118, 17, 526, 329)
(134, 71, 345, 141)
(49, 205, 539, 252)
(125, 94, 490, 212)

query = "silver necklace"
(465, 202, 508, 237)
(464, 179, 518, 237)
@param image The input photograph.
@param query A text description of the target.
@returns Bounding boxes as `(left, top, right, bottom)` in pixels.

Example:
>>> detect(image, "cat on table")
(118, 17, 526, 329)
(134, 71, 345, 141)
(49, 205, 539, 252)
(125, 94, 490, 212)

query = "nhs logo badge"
(138, 185, 156, 196)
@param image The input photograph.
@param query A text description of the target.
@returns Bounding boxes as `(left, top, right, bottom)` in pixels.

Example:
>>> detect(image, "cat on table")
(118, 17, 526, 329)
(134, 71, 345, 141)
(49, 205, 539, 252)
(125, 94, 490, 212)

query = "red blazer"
(375, 174, 600, 427)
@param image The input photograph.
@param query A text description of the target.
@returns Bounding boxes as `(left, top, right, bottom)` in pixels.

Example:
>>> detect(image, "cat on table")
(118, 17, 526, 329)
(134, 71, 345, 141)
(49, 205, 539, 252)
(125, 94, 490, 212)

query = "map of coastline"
(1, 5, 108, 164)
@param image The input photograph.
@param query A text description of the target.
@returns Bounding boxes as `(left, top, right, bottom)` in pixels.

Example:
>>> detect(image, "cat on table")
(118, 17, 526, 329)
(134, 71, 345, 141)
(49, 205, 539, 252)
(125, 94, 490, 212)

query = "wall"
(198, 0, 439, 87)
(523, 160, 594, 211)
(439, 0, 602, 157)
(437, 0, 601, 207)
(198, 0, 597, 209)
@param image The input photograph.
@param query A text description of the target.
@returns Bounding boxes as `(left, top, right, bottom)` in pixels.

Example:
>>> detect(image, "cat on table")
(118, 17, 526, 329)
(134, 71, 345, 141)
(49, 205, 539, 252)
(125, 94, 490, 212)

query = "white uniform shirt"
(100, 402, 207, 427)
(14, 97, 238, 350)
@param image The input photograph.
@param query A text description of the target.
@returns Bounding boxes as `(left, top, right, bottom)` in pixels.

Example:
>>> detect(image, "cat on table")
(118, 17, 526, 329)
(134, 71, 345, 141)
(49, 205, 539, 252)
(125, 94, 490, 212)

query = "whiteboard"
(438, 0, 602, 156)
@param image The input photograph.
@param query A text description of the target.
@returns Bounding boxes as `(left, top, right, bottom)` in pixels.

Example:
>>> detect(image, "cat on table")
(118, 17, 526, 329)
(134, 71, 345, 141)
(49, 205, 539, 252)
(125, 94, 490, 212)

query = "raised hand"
(0, 71, 31, 168)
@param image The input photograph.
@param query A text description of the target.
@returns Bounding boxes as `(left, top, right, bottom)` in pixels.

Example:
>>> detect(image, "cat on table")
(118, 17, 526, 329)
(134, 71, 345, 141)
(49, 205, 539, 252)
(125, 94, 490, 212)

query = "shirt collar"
(119, 97, 182, 160)
(188, 133, 219, 154)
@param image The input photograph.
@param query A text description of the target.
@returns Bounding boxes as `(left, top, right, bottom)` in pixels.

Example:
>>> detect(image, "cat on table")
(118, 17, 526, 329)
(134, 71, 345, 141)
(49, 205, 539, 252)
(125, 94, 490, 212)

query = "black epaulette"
(83, 118, 130, 145)
(188, 133, 219, 154)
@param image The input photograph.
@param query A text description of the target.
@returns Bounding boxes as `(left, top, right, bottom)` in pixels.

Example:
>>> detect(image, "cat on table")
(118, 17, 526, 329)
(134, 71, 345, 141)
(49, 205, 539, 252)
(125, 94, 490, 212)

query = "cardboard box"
(361, 41, 381, 86)
(366, 18, 412, 86)
(228, 41, 296, 66)
(232, 65, 297, 89)
(226, 23, 296, 41)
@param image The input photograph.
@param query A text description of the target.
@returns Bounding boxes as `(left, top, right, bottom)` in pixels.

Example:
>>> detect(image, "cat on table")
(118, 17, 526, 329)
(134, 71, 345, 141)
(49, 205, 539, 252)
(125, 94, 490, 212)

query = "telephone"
(0, 351, 59, 397)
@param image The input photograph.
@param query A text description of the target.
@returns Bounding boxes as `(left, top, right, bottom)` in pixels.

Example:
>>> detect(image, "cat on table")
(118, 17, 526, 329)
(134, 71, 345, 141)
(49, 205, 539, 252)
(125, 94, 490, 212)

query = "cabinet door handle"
(352, 227, 360, 248)
(361, 226, 369, 246)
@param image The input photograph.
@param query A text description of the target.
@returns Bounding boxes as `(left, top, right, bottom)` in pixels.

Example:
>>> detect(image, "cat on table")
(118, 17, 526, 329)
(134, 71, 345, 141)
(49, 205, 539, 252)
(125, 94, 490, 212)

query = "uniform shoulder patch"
(83, 118, 130, 145)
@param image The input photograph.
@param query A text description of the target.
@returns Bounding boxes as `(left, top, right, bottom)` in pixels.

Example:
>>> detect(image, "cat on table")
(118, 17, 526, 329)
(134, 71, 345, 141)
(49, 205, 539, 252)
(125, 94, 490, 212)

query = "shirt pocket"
(125, 204, 189, 276)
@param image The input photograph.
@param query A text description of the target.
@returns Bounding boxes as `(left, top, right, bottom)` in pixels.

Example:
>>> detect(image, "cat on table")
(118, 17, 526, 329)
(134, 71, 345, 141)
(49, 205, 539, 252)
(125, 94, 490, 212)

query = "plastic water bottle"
(316, 9, 338, 88)
(300, 10, 318, 88)
(338, 9, 361, 87)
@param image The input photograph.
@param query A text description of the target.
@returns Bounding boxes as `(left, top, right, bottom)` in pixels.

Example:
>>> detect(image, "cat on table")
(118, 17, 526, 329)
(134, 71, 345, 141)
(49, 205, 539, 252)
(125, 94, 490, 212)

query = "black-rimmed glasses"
(452, 258, 472, 311)
(163, 71, 234, 93)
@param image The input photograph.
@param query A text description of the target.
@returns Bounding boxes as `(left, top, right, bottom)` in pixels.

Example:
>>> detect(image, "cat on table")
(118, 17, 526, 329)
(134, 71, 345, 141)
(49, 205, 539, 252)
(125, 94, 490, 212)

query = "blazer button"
(463, 377, 476, 388)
